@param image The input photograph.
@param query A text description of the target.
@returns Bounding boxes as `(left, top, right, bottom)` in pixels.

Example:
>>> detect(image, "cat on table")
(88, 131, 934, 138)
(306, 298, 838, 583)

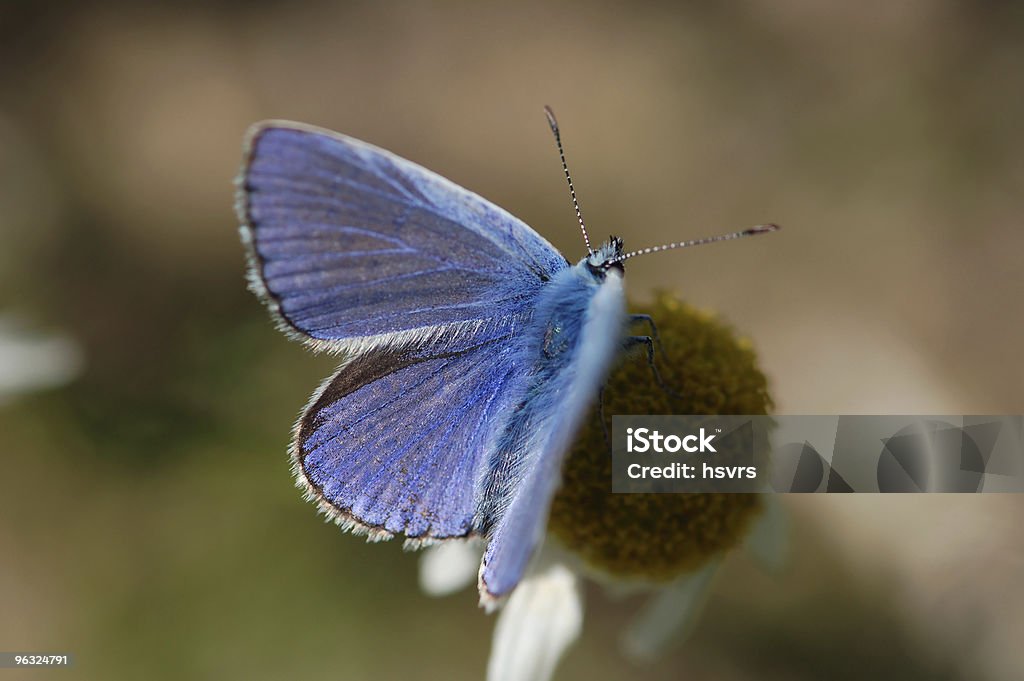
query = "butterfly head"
(583, 236, 625, 279)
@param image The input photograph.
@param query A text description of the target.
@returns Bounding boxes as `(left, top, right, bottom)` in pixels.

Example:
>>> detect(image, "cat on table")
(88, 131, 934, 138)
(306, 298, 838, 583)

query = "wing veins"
(256, 141, 420, 201)
(248, 158, 546, 279)
(291, 290, 533, 329)
(386, 365, 515, 536)
(344, 350, 506, 515)
(303, 334, 516, 460)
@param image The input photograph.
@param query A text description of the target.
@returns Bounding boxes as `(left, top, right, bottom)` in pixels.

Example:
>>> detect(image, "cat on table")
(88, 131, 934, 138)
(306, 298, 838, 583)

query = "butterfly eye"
(583, 259, 623, 279)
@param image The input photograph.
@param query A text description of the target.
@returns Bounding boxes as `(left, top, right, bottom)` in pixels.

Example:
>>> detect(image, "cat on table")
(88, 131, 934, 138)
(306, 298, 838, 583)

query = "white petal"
(621, 559, 720, 662)
(418, 540, 481, 597)
(745, 495, 788, 573)
(488, 562, 583, 681)
(0, 316, 82, 402)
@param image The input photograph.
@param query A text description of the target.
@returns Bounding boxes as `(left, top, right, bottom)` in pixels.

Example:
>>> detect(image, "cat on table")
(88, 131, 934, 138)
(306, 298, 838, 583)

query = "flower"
(420, 293, 785, 680)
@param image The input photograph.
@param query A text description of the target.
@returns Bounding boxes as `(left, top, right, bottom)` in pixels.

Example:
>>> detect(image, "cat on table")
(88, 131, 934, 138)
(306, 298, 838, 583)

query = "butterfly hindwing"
(295, 332, 534, 541)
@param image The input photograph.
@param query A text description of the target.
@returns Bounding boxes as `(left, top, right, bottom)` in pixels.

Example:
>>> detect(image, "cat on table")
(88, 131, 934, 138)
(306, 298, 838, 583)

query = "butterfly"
(236, 107, 777, 607)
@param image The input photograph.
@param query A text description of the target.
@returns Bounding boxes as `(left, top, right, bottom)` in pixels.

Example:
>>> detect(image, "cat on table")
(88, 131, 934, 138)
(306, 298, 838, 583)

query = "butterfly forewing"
(239, 122, 567, 353)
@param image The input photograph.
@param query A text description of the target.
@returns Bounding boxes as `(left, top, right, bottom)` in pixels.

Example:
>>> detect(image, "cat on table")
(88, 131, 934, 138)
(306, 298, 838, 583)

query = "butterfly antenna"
(613, 224, 780, 263)
(544, 105, 593, 256)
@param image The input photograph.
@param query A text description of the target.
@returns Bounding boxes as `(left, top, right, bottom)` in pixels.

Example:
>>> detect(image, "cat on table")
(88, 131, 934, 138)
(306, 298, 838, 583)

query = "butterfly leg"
(628, 314, 668, 358)
(623, 335, 683, 399)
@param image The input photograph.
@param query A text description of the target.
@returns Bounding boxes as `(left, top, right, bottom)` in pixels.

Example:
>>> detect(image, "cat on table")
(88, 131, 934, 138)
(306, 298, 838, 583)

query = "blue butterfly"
(236, 109, 776, 606)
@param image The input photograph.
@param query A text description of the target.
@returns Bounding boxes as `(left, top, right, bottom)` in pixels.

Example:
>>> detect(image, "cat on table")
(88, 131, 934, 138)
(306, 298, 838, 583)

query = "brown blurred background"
(1, 2, 1022, 680)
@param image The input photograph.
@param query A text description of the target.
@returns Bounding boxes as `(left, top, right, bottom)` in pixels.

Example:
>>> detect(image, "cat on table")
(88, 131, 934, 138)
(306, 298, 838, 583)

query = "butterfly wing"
(296, 335, 528, 541)
(238, 122, 568, 542)
(238, 121, 568, 354)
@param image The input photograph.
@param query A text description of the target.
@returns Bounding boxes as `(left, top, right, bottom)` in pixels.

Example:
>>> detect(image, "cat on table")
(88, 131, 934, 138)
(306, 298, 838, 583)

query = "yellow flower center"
(548, 294, 773, 582)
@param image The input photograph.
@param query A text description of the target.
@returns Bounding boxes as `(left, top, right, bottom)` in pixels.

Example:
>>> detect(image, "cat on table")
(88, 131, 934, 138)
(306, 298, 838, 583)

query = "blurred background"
(1, 1, 1022, 679)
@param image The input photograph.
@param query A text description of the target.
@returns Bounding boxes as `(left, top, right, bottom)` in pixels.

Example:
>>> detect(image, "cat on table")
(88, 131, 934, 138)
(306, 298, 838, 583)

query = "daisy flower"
(420, 293, 785, 681)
